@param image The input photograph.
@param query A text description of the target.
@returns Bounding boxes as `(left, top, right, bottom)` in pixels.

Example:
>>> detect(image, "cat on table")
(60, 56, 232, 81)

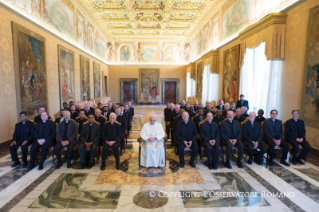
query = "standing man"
(241, 106, 249, 118)
(55, 111, 78, 169)
(101, 113, 121, 170)
(28, 111, 56, 171)
(55, 109, 65, 124)
(285, 110, 311, 165)
(176, 112, 198, 168)
(9, 112, 35, 168)
(200, 112, 221, 170)
(115, 107, 126, 154)
(127, 101, 135, 132)
(236, 94, 249, 114)
(169, 104, 180, 146)
(79, 114, 100, 169)
(243, 112, 267, 165)
(264, 110, 290, 166)
(165, 103, 174, 139)
(220, 111, 244, 169)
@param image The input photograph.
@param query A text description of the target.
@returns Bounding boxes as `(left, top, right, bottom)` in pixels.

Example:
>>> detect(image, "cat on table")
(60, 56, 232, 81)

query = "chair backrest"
(139, 111, 164, 129)
(283, 121, 286, 141)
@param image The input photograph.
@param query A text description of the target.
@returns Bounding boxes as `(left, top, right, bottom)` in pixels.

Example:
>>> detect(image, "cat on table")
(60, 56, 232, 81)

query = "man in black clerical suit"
(255, 109, 266, 123)
(243, 112, 267, 165)
(216, 100, 225, 110)
(187, 106, 197, 119)
(173, 109, 185, 152)
(101, 112, 122, 170)
(213, 110, 225, 125)
(230, 102, 236, 112)
(111, 102, 117, 112)
(176, 112, 198, 168)
(222, 103, 231, 117)
(241, 106, 249, 118)
(185, 102, 191, 113)
(69, 105, 78, 120)
(234, 108, 246, 123)
(196, 103, 204, 113)
(55, 111, 78, 169)
(285, 110, 311, 165)
(95, 109, 107, 137)
(200, 112, 222, 170)
(220, 111, 244, 169)
(204, 103, 215, 116)
(55, 109, 65, 124)
(236, 94, 249, 114)
(79, 114, 100, 169)
(28, 111, 56, 171)
(180, 100, 186, 110)
(107, 101, 113, 113)
(9, 112, 35, 168)
(193, 100, 199, 111)
(115, 107, 126, 154)
(120, 105, 129, 126)
(84, 104, 94, 117)
(127, 102, 134, 132)
(62, 102, 69, 111)
(169, 104, 180, 146)
(102, 106, 109, 119)
(264, 110, 290, 166)
(34, 106, 51, 123)
(193, 108, 205, 134)
(75, 109, 87, 135)
(165, 103, 174, 139)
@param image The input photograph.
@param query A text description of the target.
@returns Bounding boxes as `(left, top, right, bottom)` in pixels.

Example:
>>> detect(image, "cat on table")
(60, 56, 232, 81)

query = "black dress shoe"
(81, 163, 86, 169)
(11, 161, 21, 168)
(237, 161, 243, 168)
(248, 158, 253, 165)
(56, 162, 62, 169)
(120, 152, 123, 156)
(189, 163, 196, 168)
(100, 162, 106, 170)
(22, 162, 28, 168)
(27, 165, 35, 171)
(280, 160, 290, 167)
(297, 158, 305, 165)
(291, 160, 297, 165)
(225, 162, 232, 169)
(180, 164, 185, 168)
(67, 162, 71, 169)
(88, 162, 95, 169)
(208, 165, 214, 170)
(212, 164, 217, 170)
(116, 165, 120, 170)
(38, 163, 44, 170)
(269, 161, 274, 166)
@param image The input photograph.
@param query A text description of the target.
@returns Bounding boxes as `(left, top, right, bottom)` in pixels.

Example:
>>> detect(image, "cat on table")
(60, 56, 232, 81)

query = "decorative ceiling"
(78, 0, 217, 40)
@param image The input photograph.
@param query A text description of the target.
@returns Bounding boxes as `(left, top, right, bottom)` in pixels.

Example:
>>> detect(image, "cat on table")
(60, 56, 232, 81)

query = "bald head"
(182, 111, 189, 122)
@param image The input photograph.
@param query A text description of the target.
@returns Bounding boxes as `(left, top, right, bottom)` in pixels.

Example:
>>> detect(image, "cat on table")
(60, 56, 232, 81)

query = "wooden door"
(164, 81, 176, 104)
(123, 82, 135, 104)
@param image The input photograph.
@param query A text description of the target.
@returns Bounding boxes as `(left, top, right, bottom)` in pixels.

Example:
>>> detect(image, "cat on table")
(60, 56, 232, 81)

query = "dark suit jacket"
(234, 115, 246, 123)
(193, 115, 205, 134)
(12, 120, 35, 144)
(213, 116, 225, 124)
(285, 119, 306, 141)
(264, 119, 283, 141)
(180, 105, 186, 110)
(95, 116, 107, 131)
(34, 115, 52, 123)
(80, 122, 100, 144)
(204, 108, 216, 116)
(164, 108, 170, 121)
(222, 110, 230, 118)
(166, 109, 175, 122)
(34, 120, 56, 143)
(236, 100, 249, 111)
(216, 105, 225, 110)
(57, 119, 78, 143)
(255, 116, 266, 123)
(243, 121, 262, 142)
(176, 121, 197, 145)
(102, 121, 121, 145)
(193, 105, 199, 111)
(75, 117, 87, 134)
(116, 115, 126, 135)
(128, 107, 134, 122)
(200, 121, 220, 143)
(169, 111, 180, 129)
(70, 111, 78, 120)
(220, 119, 242, 141)
(173, 115, 183, 133)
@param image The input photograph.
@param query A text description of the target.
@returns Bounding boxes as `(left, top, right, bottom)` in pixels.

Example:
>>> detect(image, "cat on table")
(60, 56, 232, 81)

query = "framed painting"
(196, 62, 203, 98)
(223, 44, 240, 104)
(139, 68, 159, 101)
(301, 5, 319, 129)
(93, 62, 101, 98)
(12, 22, 47, 120)
(95, 31, 106, 59)
(139, 43, 158, 62)
(80, 55, 90, 101)
(119, 44, 132, 62)
(58, 45, 75, 108)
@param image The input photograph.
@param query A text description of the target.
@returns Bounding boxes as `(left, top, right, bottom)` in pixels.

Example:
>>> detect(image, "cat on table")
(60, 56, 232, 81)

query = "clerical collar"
(89, 124, 93, 126)
(229, 120, 232, 123)
(66, 121, 69, 123)
(209, 121, 212, 124)
(43, 120, 46, 123)
(294, 119, 298, 122)
(111, 122, 114, 125)
(184, 121, 188, 124)
(272, 119, 276, 121)
(96, 117, 99, 119)
(22, 122, 26, 124)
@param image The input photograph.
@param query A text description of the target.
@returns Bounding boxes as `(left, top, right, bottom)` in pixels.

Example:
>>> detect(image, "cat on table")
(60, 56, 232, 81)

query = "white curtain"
(186, 72, 196, 99)
(202, 64, 219, 104)
(239, 42, 282, 118)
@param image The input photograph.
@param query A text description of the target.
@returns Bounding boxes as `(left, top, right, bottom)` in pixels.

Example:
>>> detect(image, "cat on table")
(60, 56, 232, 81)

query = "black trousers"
(166, 122, 170, 138)
(265, 139, 289, 162)
(222, 139, 244, 162)
(203, 141, 221, 167)
(78, 142, 98, 164)
(9, 142, 31, 163)
(128, 122, 132, 132)
(101, 142, 120, 166)
(244, 140, 267, 163)
(287, 139, 311, 160)
(29, 140, 53, 167)
(178, 141, 199, 165)
(170, 130, 175, 145)
(55, 141, 76, 163)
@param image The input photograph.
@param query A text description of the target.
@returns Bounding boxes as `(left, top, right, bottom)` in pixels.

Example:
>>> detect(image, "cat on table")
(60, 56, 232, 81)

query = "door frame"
(161, 78, 180, 104)
(120, 78, 138, 104)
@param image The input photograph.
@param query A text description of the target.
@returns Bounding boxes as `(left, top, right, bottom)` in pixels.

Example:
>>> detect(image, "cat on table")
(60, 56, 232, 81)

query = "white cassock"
(140, 122, 165, 167)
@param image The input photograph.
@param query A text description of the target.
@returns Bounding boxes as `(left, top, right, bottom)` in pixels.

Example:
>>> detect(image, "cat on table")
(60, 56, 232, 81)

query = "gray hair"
(63, 110, 70, 116)
(109, 112, 116, 118)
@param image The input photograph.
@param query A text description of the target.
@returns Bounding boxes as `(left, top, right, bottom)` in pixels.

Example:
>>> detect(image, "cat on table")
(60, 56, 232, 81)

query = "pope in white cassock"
(140, 115, 165, 167)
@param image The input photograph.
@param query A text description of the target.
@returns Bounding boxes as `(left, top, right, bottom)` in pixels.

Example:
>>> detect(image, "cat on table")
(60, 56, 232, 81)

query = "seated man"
(216, 99, 225, 110)
(204, 103, 215, 116)
(255, 109, 266, 123)
(55, 111, 78, 169)
(285, 110, 311, 165)
(9, 112, 35, 168)
(176, 112, 198, 168)
(193, 108, 205, 134)
(75, 109, 88, 136)
(213, 109, 225, 125)
(222, 103, 230, 117)
(220, 111, 244, 169)
(187, 106, 197, 119)
(180, 100, 186, 110)
(55, 109, 65, 124)
(243, 112, 267, 165)
(234, 108, 246, 123)
(101, 113, 121, 170)
(62, 102, 69, 111)
(69, 104, 78, 120)
(200, 112, 221, 170)
(79, 114, 100, 169)
(28, 111, 56, 171)
(264, 110, 290, 166)
(34, 106, 51, 123)
(230, 102, 236, 112)
(193, 100, 199, 111)
(241, 106, 249, 118)
(140, 115, 165, 168)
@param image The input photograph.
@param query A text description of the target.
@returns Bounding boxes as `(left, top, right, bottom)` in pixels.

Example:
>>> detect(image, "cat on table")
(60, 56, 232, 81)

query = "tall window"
(239, 42, 282, 118)
(202, 64, 219, 104)
(186, 72, 196, 99)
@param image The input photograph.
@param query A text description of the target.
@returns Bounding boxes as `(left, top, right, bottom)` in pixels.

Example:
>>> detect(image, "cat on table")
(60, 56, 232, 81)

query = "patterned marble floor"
(0, 106, 318, 211)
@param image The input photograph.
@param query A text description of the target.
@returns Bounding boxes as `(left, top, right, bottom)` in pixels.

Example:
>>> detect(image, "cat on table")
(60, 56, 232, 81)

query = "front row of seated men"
(9, 108, 312, 171)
